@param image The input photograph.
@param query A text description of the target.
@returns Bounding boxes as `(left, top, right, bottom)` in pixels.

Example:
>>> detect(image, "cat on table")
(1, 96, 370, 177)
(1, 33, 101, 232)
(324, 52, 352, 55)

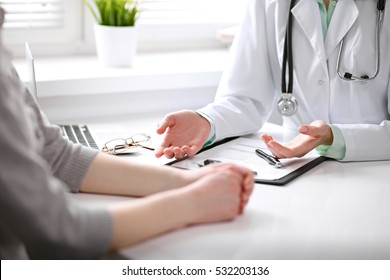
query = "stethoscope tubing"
(281, 0, 297, 94)
(337, 8, 384, 81)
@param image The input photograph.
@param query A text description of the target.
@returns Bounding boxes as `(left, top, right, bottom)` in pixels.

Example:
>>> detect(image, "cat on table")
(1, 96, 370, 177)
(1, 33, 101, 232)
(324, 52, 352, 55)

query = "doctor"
(155, 0, 390, 162)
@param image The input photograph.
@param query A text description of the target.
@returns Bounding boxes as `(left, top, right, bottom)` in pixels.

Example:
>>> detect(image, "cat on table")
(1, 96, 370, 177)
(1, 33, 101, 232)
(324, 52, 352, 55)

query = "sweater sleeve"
(15, 70, 98, 192)
(32, 101, 99, 193)
(0, 51, 112, 259)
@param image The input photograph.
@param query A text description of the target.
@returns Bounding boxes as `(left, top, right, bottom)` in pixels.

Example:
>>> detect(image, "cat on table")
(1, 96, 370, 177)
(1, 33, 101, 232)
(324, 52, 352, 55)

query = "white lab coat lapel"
(290, 0, 329, 122)
(292, 0, 327, 72)
(325, 0, 358, 58)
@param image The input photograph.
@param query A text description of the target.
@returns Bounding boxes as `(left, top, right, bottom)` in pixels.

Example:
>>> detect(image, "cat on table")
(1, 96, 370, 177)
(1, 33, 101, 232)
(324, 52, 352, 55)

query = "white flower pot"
(94, 25, 138, 67)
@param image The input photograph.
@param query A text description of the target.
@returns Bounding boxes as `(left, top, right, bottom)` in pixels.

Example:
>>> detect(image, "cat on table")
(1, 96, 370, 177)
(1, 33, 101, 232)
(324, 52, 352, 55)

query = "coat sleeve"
(336, 80, 390, 161)
(337, 120, 390, 161)
(0, 56, 112, 259)
(199, 0, 279, 141)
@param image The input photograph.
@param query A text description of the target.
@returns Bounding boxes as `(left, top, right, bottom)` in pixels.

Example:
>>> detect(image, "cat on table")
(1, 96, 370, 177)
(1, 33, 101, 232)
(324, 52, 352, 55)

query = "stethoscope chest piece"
(277, 93, 298, 116)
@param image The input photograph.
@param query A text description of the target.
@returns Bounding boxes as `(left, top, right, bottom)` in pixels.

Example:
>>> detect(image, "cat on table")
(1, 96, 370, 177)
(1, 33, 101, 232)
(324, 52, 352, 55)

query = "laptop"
(24, 42, 124, 151)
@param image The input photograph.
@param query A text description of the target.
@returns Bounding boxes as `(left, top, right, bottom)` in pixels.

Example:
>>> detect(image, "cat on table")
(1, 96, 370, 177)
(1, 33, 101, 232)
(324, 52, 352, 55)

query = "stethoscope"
(278, 0, 387, 117)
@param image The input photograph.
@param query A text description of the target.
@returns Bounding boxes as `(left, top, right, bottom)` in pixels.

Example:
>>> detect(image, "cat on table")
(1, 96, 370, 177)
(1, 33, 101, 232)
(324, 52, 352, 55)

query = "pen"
(255, 149, 282, 168)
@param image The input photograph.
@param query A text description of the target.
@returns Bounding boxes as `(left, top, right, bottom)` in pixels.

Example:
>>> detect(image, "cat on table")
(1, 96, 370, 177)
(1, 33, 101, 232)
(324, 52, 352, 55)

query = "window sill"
(13, 49, 229, 98)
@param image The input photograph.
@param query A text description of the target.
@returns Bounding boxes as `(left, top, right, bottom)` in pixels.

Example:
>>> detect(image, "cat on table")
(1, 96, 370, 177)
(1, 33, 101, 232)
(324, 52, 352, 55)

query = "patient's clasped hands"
(180, 163, 254, 223)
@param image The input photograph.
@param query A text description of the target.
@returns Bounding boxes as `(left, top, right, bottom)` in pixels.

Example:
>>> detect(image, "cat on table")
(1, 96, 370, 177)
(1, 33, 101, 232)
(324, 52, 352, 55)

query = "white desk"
(75, 118, 390, 260)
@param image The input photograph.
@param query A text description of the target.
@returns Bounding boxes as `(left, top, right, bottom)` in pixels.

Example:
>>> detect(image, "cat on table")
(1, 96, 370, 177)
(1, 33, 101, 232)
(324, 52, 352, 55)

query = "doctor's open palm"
(261, 120, 334, 159)
(155, 110, 210, 159)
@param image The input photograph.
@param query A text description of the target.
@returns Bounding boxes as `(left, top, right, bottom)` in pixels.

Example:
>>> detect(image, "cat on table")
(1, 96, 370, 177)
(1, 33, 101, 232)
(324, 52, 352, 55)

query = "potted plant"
(82, 0, 141, 67)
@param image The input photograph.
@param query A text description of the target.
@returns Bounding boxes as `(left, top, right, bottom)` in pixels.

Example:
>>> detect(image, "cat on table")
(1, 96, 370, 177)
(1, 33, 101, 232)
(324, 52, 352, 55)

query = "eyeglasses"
(101, 133, 154, 155)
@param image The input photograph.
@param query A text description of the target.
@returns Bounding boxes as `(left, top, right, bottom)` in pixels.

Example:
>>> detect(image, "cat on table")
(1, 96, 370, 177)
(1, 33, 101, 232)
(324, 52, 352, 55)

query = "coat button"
(317, 80, 324, 85)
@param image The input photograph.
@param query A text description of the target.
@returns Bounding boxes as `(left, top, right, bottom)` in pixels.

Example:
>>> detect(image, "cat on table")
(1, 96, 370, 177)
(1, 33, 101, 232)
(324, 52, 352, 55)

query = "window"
(137, 0, 248, 50)
(0, 0, 82, 56)
(1, 0, 248, 56)
(1, 0, 81, 42)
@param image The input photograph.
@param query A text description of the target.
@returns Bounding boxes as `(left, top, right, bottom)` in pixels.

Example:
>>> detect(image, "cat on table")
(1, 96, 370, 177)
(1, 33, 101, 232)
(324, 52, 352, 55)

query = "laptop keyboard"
(59, 124, 99, 150)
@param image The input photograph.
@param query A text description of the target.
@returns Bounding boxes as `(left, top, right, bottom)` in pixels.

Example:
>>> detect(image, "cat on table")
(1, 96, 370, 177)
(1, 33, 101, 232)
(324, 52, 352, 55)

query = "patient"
(0, 7, 254, 259)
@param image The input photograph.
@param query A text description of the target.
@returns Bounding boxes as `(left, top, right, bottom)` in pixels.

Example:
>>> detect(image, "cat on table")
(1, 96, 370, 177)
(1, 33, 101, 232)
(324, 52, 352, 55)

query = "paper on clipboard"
(168, 137, 326, 185)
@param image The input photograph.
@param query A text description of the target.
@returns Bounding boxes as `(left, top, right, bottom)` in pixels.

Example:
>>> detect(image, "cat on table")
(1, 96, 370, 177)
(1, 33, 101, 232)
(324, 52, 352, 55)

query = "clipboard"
(166, 136, 327, 186)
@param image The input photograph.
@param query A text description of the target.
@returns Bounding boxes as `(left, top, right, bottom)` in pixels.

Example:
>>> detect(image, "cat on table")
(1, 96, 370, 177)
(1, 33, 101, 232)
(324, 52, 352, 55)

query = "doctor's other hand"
(260, 120, 333, 159)
(180, 163, 254, 223)
(155, 110, 210, 159)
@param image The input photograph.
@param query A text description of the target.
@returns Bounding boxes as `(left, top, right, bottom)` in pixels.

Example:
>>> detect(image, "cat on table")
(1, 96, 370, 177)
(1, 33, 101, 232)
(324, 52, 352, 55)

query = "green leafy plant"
(82, 0, 140, 26)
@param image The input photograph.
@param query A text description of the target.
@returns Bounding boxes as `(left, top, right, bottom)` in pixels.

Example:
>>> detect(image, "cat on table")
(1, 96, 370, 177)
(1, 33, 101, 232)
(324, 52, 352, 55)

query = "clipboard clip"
(196, 159, 221, 167)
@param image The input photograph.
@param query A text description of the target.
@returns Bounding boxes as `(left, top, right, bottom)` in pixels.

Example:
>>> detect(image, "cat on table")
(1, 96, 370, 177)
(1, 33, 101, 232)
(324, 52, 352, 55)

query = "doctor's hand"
(155, 110, 210, 159)
(260, 120, 333, 159)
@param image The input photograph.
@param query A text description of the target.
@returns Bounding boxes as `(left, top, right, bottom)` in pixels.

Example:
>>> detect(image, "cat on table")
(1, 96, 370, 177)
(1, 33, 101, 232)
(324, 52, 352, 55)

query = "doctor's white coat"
(199, 0, 390, 161)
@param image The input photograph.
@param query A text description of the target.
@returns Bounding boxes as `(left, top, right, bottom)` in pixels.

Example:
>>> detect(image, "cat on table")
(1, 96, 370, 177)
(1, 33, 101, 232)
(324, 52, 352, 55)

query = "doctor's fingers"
(260, 134, 279, 155)
(173, 147, 187, 159)
(155, 136, 175, 157)
(160, 144, 200, 159)
(266, 141, 292, 159)
(162, 147, 175, 159)
(299, 120, 330, 136)
(163, 146, 189, 159)
(185, 144, 202, 158)
(299, 125, 324, 138)
(260, 134, 274, 144)
(154, 146, 165, 158)
(301, 123, 334, 146)
(156, 115, 175, 135)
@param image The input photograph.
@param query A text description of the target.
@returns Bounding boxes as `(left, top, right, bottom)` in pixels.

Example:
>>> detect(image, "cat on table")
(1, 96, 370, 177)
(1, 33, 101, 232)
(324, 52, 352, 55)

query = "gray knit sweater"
(0, 11, 112, 259)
